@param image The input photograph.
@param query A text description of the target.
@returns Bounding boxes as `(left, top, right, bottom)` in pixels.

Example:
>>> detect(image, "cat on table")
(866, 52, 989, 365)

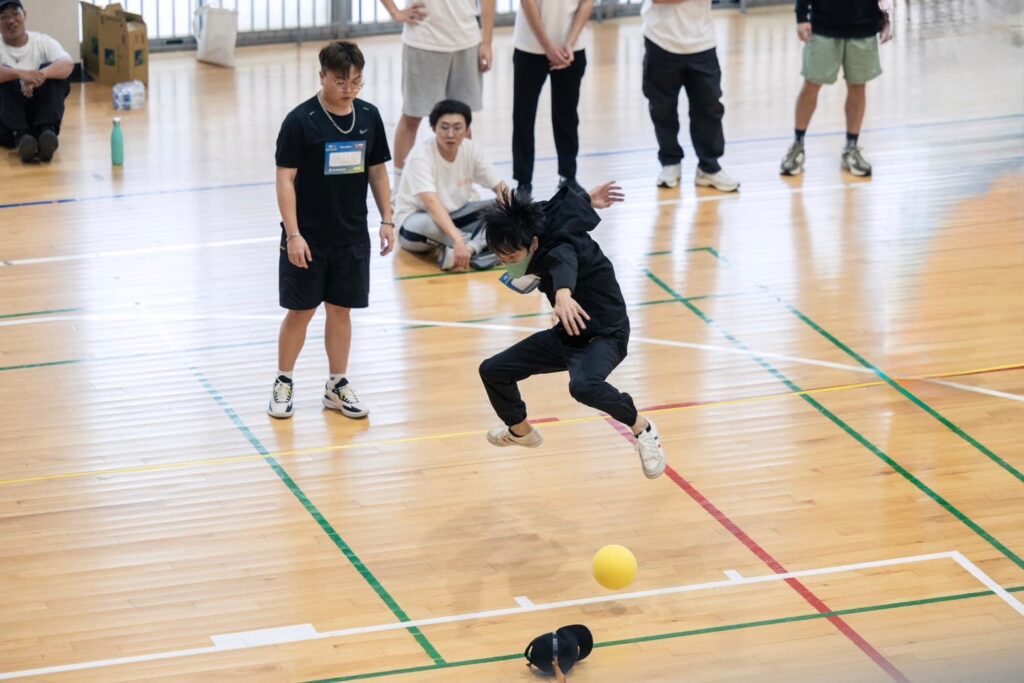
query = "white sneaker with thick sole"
(634, 419, 667, 479)
(267, 376, 294, 419)
(695, 168, 740, 192)
(656, 164, 682, 188)
(322, 378, 369, 418)
(486, 425, 544, 448)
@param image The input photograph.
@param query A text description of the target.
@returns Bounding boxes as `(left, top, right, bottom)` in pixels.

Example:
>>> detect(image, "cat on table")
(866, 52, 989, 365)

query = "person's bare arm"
(368, 163, 396, 255)
(479, 0, 496, 72)
(277, 167, 313, 268)
(419, 192, 472, 269)
(41, 58, 73, 81)
(379, 0, 427, 24)
(564, 0, 595, 51)
(519, 0, 570, 69)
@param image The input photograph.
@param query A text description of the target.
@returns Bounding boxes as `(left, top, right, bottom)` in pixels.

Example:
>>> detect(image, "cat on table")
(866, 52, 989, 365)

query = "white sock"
(329, 374, 347, 387)
(277, 370, 293, 381)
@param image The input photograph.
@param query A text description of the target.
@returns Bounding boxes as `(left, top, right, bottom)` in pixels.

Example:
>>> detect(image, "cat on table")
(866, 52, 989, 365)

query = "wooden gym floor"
(1, 3, 1022, 681)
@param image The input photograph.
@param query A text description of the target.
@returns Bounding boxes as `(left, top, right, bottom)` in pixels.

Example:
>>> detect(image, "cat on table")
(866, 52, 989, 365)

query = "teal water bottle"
(111, 117, 124, 166)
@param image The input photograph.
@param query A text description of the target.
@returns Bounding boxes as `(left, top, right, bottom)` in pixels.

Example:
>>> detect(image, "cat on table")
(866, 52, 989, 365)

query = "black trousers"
(479, 323, 639, 428)
(512, 48, 587, 185)
(0, 76, 71, 146)
(641, 39, 724, 173)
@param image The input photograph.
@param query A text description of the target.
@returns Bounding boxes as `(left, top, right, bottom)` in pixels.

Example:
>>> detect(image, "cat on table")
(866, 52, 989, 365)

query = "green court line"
(0, 306, 83, 320)
(723, 249, 1021, 483)
(304, 585, 1024, 682)
(645, 269, 1024, 571)
(189, 366, 445, 665)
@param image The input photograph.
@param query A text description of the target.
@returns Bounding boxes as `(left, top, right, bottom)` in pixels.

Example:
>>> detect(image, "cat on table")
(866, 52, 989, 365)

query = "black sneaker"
(37, 129, 59, 162)
(16, 134, 37, 163)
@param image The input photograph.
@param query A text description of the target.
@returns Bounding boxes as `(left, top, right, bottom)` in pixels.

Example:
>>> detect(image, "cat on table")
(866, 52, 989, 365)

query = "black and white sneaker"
(268, 375, 294, 419)
(322, 377, 369, 418)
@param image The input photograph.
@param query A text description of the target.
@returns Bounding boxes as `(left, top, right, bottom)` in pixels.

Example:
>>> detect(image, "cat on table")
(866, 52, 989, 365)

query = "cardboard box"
(81, 3, 149, 85)
(80, 2, 100, 77)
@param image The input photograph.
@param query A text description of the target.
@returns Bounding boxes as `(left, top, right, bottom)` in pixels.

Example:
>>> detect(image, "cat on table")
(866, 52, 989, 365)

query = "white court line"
(514, 596, 535, 608)
(2, 311, 1018, 404)
(723, 569, 744, 581)
(0, 170, 979, 268)
(950, 551, 1024, 617)
(2, 550, 1019, 680)
(928, 379, 1024, 403)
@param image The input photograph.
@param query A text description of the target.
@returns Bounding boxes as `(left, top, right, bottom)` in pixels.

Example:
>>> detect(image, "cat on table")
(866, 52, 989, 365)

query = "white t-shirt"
(0, 32, 71, 70)
(395, 135, 503, 229)
(401, 0, 481, 53)
(641, 0, 717, 55)
(513, 0, 588, 55)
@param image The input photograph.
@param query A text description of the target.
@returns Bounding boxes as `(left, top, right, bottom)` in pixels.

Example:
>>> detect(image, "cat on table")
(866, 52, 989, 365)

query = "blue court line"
(2, 113, 1020, 211)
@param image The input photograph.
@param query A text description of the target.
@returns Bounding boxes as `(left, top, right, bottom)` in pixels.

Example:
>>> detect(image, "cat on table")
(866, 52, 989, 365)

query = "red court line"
(604, 418, 911, 683)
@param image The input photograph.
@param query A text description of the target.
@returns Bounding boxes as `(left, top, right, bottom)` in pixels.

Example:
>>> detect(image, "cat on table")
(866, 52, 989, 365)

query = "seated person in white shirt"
(395, 99, 508, 271)
(0, 0, 73, 163)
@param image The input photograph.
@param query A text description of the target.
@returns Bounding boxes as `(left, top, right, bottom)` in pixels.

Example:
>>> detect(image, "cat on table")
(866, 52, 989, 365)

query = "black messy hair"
(319, 40, 365, 78)
(483, 189, 545, 256)
(428, 99, 472, 129)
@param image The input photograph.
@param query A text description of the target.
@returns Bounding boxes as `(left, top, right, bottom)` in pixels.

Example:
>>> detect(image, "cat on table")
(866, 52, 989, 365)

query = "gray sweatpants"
(398, 200, 495, 268)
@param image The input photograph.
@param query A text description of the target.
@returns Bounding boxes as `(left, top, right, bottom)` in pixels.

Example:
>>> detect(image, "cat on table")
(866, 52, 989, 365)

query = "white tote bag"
(194, 4, 238, 68)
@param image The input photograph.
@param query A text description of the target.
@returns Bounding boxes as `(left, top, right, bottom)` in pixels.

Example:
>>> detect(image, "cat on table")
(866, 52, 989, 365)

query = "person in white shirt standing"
(395, 99, 508, 271)
(378, 0, 496, 185)
(0, 0, 73, 163)
(640, 0, 738, 192)
(511, 0, 594, 200)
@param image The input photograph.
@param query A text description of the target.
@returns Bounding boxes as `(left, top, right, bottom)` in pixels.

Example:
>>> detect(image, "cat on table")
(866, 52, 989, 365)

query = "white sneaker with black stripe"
(322, 377, 369, 418)
(486, 425, 544, 448)
(267, 375, 294, 419)
(634, 419, 666, 479)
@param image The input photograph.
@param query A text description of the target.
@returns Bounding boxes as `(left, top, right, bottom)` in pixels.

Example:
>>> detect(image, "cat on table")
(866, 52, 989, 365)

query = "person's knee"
(568, 376, 601, 404)
(324, 304, 351, 321)
(399, 114, 422, 130)
(846, 82, 866, 95)
(284, 308, 317, 326)
(802, 80, 823, 95)
(479, 356, 498, 383)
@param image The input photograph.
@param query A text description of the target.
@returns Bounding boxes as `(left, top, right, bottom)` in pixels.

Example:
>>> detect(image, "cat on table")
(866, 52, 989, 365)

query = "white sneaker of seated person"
(487, 424, 544, 448)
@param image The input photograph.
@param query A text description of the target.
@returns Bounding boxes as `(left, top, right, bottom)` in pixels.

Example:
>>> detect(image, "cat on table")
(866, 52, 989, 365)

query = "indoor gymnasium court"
(0, 0, 1022, 681)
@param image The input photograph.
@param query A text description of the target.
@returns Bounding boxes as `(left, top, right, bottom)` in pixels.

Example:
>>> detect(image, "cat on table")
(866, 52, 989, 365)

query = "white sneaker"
(322, 378, 369, 418)
(656, 164, 682, 188)
(695, 168, 740, 192)
(486, 425, 544, 448)
(267, 375, 294, 419)
(634, 419, 666, 479)
(437, 245, 455, 271)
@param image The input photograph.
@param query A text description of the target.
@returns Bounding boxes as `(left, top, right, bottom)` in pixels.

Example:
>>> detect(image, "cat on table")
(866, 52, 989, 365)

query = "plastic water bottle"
(111, 117, 124, 166)
(112, 81, 146, 110)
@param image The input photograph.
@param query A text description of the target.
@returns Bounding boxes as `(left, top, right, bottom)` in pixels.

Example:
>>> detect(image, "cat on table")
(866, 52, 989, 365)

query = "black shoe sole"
(37, 131, 59, 162)
(17, 136, 38, 163)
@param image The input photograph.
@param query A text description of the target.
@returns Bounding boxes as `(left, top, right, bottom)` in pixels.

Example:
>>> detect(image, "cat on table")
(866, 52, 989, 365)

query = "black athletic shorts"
(279, 234, 370, 310)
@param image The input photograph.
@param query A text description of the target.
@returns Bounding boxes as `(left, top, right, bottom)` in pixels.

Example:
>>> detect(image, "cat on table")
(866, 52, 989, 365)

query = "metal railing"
(83, 0, 757, 49)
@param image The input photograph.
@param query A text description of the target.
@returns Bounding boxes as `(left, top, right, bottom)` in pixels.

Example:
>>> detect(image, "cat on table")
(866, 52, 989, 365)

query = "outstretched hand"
(588, 182, 625, 209)
(553, 289, 590, 336)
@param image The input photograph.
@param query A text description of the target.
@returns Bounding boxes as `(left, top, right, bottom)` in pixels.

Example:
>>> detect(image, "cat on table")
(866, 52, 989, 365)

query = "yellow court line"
(0, 364, 1017, 488)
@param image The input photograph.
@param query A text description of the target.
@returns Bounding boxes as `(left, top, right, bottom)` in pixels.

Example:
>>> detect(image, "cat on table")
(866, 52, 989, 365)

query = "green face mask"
(504, 248, 534, 279)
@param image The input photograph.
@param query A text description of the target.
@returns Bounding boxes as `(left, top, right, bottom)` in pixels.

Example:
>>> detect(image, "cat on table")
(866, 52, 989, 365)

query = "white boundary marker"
(0, 169, 979, 269)
(723, 569, 744, 581)
(1, 550, 1019, 680)
(2, 312, 1018, 403)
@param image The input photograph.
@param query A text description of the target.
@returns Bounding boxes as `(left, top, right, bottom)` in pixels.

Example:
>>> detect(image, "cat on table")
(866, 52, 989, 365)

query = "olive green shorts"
(801, 34, 882, 85)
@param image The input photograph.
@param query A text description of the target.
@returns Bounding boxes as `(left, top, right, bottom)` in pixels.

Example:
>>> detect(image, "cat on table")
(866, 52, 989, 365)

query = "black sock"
(846, 132, 859, 147)
(795, 129, 806, 143)
(510, 425, 529, 437)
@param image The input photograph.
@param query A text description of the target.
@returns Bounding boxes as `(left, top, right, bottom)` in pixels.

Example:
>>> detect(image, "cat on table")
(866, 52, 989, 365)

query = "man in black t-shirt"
(268, 40, 395, 420)
(477, 185, 668, 480)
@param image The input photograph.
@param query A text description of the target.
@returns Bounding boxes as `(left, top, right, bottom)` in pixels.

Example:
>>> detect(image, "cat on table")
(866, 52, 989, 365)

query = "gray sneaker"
(841, 146, 872, 177)
(780, 141, 805, 176)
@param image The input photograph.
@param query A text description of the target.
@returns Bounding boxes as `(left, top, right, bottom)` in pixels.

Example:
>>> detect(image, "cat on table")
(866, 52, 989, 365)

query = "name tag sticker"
(324, 141, 366, 175)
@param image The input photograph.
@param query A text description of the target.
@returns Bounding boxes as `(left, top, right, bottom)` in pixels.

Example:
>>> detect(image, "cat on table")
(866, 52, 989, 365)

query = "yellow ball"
(592, 544, 637, 590)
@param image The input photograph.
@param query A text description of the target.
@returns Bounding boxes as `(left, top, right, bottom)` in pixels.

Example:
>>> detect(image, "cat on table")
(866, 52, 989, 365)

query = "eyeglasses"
(331, 79, 363, 92)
